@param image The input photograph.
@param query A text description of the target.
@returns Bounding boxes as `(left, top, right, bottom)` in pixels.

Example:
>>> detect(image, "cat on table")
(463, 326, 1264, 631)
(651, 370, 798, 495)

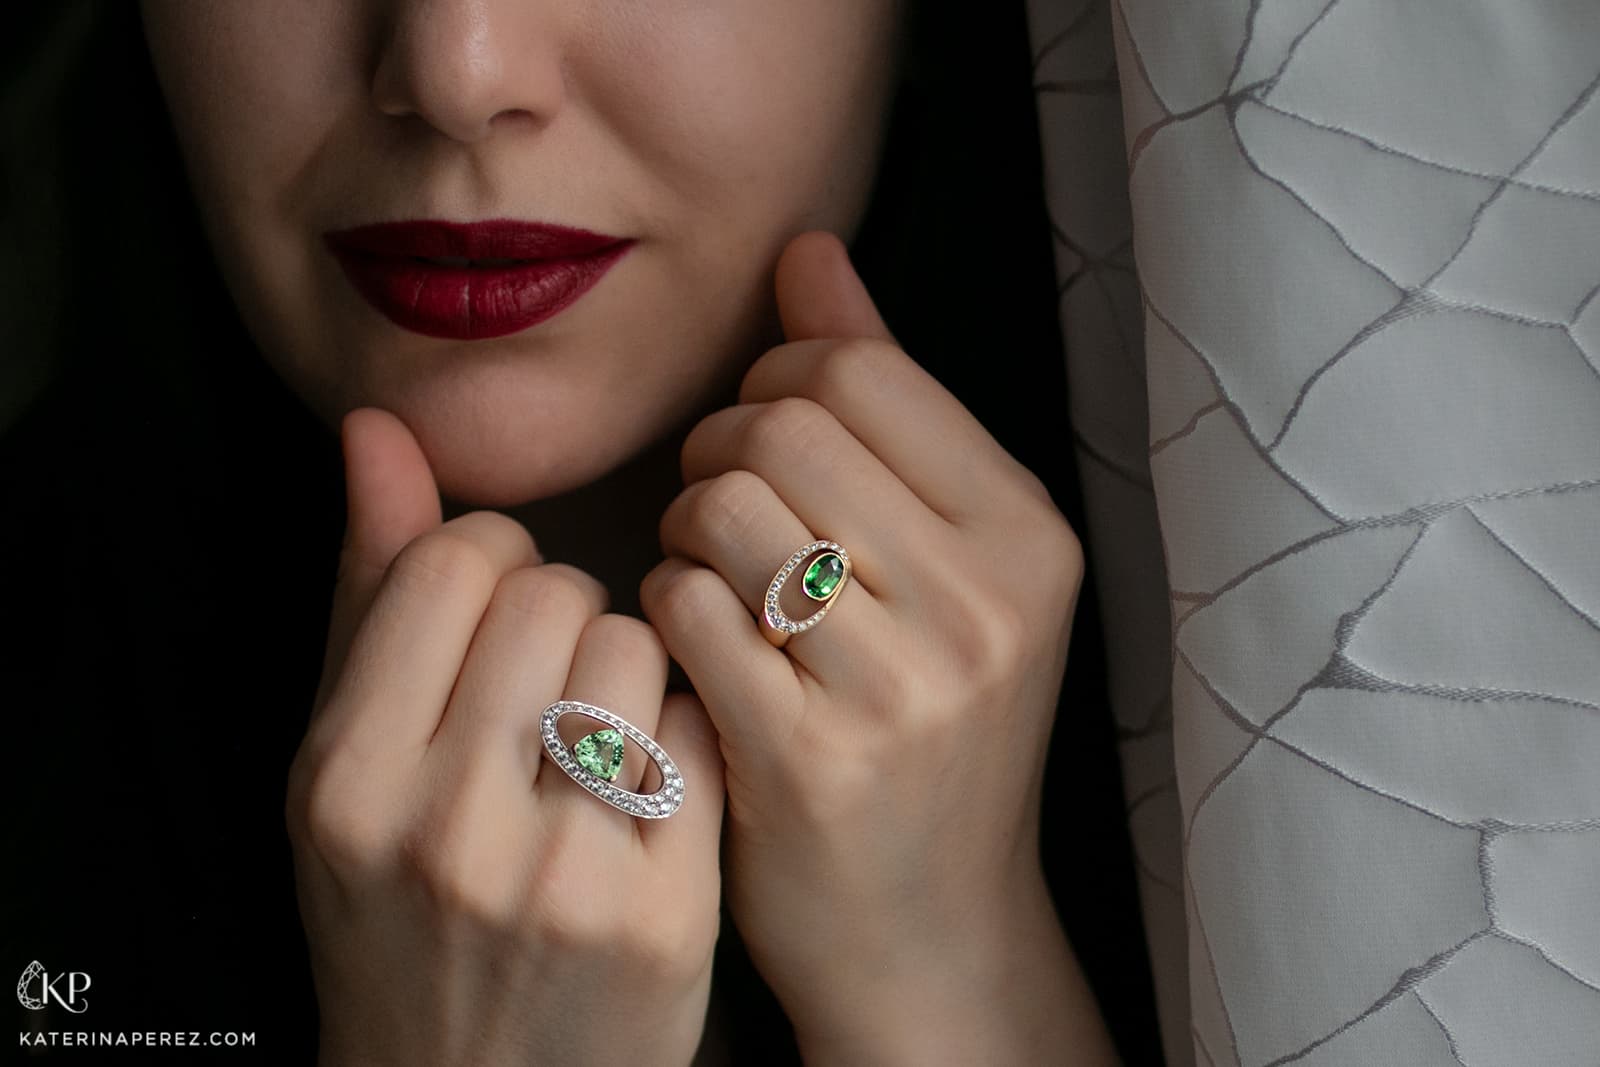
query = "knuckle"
(862, 657, 926, 725)
(810, 337, 898, 403)
(399, 816, 513, 926)
(1024, 507, 1086, 595)
(876, 669, 949, 744)
(687, 469, 769, 545)
(283, 745, 319, 843)
(582, 612, 665, 664)
(532, 899, 615, 955)
(621, 903, 705, 981)
(491, 566, 598, 628)
(1053, 518, 1087, 591)
(943, 592, 1030, 693)
(523, 827, 616, 945)
(449, 509, 539, 556)
(652, 564, 726, 628)
(1014, 464, 1058, 509)
(292, 760, 389, 874)
(388, 529, 496, 595)
(777, 737, 875, 823)
(742, 396, 831, 466)
(994, 477, 1083, 585)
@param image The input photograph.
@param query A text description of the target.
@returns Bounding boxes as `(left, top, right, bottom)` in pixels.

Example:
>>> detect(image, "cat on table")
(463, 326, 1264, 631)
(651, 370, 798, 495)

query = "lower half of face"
(140, 0, 904, 506)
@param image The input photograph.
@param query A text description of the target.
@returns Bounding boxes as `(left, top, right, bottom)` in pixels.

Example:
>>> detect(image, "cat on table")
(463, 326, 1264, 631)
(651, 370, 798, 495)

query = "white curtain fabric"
(1024, 2, 1600, 1064)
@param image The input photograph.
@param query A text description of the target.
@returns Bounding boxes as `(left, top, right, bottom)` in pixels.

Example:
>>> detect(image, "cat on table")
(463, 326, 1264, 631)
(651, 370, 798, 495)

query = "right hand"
(284, 407, 725, 1067)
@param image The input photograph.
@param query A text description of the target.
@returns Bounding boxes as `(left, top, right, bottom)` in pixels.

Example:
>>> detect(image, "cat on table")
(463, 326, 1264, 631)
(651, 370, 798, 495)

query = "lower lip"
(325, 241, 635, 340)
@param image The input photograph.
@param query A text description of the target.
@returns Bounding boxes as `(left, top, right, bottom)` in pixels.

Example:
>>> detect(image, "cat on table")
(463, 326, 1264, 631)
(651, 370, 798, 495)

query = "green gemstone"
(573, 728, 625, 781)
(802, 552, 844, 600)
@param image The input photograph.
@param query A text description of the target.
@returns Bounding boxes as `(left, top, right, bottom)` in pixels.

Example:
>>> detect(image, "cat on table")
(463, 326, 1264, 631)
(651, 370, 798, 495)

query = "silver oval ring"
(540, 700, 685, 819)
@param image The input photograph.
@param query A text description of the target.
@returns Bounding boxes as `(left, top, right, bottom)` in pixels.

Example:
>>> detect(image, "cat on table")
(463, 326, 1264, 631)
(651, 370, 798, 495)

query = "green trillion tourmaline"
(802, 552, 844, 600)
(573, 728, 625, 781)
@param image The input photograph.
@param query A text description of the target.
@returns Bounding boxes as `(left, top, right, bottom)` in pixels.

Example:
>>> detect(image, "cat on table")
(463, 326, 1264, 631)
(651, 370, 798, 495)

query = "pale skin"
(290, 234, 1116, 1065)
(137, 0, 1120, 1062)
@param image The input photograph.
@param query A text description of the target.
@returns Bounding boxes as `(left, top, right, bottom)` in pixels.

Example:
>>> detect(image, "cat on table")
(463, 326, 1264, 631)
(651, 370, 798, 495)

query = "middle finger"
(658, 467, 894, 679)
(536, 614, 671, 831)
(678, 396, 945, 595)
(426, 562, 609, 794)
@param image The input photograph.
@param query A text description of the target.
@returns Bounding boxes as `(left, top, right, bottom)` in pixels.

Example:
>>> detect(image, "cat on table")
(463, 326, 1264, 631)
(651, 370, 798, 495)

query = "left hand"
(639, 232, 1110, 1063)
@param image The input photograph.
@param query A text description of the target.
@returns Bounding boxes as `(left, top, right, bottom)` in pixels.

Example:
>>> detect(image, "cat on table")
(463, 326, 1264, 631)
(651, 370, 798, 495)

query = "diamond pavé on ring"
(540, 700, 685, 819)
(762, 540, 851, 647)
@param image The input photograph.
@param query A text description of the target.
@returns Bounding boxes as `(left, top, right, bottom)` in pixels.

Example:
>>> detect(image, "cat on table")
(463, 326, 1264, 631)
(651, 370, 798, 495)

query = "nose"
(370, 0, 567, 143)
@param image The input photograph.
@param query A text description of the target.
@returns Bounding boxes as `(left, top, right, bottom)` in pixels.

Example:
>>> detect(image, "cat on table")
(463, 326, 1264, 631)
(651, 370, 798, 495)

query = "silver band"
(539, 700, 685, 819)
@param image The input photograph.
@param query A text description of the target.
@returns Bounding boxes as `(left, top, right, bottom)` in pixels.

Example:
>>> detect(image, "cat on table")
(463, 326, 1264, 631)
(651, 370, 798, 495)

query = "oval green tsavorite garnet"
(573, 728, 626, 782)
(802, 552, 845, 601)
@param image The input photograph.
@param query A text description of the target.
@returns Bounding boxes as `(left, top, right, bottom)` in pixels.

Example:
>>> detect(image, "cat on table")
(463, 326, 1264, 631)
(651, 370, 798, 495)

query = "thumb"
(774, 230, 897, 345)
(317, 407, 443, 706)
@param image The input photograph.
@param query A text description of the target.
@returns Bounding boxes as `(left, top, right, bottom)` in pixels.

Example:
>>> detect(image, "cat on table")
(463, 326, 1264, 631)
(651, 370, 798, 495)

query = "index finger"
(315, 408, 445, 711)
(757, 232, 1033, 524)
(316, 508, 543, 767)
(738, 337, 1029, 526)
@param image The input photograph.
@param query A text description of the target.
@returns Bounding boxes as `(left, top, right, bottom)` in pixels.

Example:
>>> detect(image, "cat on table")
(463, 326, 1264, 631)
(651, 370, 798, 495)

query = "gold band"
(759, 540, 851, 649)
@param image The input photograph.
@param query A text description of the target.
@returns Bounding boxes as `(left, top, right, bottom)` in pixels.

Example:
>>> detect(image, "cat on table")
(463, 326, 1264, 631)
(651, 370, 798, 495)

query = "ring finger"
(537, 613, 671, 827)
(658, 467, 893, 678)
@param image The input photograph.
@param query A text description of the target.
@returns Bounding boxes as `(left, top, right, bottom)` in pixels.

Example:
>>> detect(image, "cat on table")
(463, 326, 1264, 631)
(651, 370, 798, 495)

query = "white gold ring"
(540, 700, 685, 819)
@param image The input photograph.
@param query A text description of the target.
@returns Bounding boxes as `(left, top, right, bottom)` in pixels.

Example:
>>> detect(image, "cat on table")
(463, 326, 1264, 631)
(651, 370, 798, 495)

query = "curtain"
(1024, 1, 1600, 1063)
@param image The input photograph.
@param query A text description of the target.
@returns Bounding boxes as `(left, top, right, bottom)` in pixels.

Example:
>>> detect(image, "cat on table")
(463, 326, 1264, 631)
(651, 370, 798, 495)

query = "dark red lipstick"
(322, 219, 635, 340)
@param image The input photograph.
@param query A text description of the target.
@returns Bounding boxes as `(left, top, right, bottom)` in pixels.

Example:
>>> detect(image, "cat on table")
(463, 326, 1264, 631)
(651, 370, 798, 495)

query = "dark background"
(1, 2, 1162, 1063)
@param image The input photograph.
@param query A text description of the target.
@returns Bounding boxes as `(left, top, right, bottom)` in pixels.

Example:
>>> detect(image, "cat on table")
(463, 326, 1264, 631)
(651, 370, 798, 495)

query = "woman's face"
(139, 1, 905, 506)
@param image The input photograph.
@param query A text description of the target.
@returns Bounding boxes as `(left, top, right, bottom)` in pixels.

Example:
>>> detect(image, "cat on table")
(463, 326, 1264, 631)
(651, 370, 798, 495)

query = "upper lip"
(322, 219, 631, 261)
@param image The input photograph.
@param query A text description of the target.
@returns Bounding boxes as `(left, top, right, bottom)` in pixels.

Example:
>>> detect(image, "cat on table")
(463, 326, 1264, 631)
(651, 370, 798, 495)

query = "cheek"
(589, 1, 900, 236)
(138, 4, 347, 343)
(141, 1, 359, 401)
(141, 4, 352, 210)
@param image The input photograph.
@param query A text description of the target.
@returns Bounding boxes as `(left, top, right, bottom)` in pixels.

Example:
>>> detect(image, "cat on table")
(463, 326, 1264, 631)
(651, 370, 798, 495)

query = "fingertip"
(773, 231, 843, 334)
(339, 406, 405, 469)
(637, 555, 690, 623)
(534, 561, 611, 618)
(339, 407, 442, 552)
(774, 229, 894, 344)
(778, 229, 848, 280)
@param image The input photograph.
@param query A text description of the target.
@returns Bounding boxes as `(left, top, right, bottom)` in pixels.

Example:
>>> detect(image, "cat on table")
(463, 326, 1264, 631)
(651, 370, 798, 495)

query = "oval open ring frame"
(540, 700, 685, 819)
(761, 540, 852, 649)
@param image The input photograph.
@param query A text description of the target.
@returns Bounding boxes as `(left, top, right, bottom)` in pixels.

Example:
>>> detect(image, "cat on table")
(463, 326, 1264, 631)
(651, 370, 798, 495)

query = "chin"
(273, 311, 743, 510)
(420, 416, 645, 510)
(376, 379, 671, 510)
(433, 449, 620, 510)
